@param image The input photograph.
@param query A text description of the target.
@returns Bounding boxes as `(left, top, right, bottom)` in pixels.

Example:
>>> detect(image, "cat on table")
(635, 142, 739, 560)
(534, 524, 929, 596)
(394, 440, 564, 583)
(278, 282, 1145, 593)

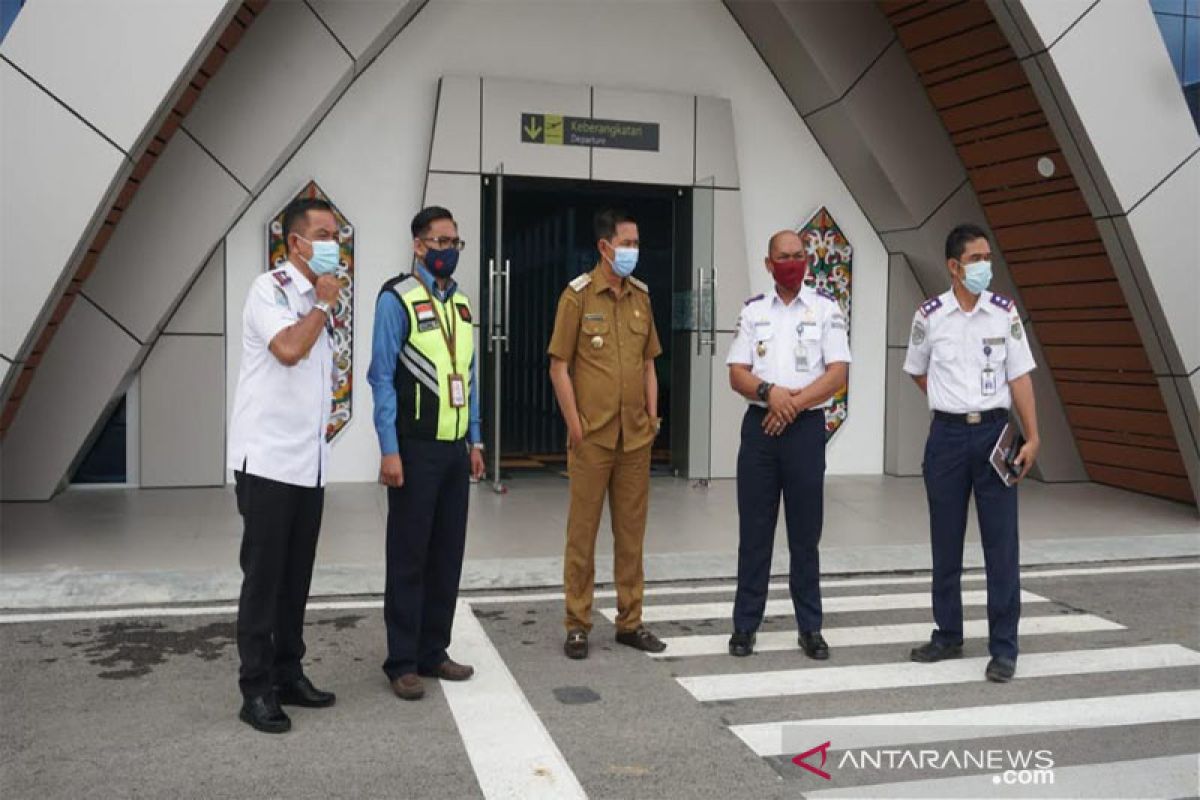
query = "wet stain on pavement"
(308, 615, 364, 631)
(64, 620, 234, 680)
(553, 685, 601, 705)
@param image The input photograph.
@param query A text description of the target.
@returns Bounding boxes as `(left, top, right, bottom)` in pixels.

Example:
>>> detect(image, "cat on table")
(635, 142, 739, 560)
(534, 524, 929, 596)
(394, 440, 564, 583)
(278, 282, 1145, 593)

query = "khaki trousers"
(563, 435, 651, 633)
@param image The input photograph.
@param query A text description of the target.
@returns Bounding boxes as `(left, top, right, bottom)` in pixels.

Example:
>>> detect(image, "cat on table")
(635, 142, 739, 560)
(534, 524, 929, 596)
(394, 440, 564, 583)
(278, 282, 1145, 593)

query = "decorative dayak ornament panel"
(268, 181, 354, 442)
(798, 206, 852, 439)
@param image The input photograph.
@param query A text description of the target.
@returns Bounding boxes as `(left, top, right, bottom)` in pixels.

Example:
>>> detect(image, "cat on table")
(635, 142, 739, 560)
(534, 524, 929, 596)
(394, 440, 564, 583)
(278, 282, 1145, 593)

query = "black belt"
(933, 409, 1008, 425)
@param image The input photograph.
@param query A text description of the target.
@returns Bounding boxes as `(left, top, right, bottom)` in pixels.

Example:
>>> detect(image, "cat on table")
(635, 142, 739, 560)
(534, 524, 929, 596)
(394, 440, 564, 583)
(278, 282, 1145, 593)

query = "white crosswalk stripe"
(802, 753, 1200, 799)
(677, 644, 1200, 702)
(601, 589, 1048, 623)
(631, 564, 1200, 796)
(649, 613, 1122, 658)
(730, 689, 1200, 756)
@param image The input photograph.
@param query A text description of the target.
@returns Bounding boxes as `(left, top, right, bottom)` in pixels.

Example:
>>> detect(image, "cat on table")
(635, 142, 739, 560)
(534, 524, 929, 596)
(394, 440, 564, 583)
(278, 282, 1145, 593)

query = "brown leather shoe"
(564, 628, 588, 660)
(419, 659, 475, 681)
(390, 673, 425, 700)
(615, 626, 667, 653)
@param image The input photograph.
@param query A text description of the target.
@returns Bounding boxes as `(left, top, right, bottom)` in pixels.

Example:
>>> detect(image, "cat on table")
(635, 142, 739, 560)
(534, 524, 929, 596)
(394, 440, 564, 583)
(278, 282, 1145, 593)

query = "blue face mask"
(423, 246, 459, 279)
(962, 260, 992, 295)
(608, 246, 639, 278)
(302, 238, 340, 275)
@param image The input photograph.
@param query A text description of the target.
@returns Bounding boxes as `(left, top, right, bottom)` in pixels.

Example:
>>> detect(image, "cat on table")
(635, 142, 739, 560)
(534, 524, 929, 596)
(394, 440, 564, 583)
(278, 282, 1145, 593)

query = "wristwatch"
(314, 300, 333, 318)
(756, 381, 774, 402)
(471, 442, 485, 451)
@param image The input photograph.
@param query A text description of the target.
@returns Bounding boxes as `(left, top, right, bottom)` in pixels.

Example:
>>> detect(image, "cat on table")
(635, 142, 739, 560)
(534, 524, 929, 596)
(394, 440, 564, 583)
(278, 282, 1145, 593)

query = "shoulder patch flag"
(919, 296, 943, 318)
(990, 292, 1015, 311)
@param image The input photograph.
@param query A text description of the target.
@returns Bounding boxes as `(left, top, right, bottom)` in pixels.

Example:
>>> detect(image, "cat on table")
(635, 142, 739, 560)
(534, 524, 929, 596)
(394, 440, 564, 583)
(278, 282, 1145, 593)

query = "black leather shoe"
(615, 626, 667, 653)
(239, 694, 291, 734)
(985, 657, 1016, 683)
(910, 640, 963, 663)
(276, 676, 336, 708)
(728, 631, 755, 657)
(564, 629, 589, 660)
(799, 631, 829, 660)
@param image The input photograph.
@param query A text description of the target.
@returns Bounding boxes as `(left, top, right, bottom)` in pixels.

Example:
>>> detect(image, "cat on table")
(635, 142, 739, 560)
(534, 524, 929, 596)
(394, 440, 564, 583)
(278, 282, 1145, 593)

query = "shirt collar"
(415, 261, 457, 301)
(771, 283, 813, 308)
(283, 261, 314, 295)
(946, 288, 1001, 317)
(591, 263, 623, 296)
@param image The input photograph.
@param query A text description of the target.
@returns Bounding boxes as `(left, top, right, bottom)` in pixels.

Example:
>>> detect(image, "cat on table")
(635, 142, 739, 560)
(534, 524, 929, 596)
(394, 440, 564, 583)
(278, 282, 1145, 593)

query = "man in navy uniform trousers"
(903, 223, 1040, 683)
(368, 206, 486, 701)
(227, 197, 342, 733)
(725, 230, 850, 659)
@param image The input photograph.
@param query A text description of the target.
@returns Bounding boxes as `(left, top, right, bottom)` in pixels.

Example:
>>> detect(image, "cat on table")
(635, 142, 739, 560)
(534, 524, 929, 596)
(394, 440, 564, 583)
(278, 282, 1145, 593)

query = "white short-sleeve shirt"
(227, 262, 333, 487)
(726, 285, 852, 406)
(903, 289, 1036, 414)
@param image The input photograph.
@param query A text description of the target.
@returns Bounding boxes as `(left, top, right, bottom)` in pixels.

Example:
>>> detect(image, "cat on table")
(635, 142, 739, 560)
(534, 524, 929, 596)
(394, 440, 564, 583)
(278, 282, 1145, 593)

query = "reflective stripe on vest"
(390, 277, 474, 442)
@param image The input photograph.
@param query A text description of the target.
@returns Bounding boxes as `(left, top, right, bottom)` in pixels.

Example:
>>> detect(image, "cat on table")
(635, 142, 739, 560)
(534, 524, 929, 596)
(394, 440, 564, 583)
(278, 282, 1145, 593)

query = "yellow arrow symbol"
(524, 117, 543, 141)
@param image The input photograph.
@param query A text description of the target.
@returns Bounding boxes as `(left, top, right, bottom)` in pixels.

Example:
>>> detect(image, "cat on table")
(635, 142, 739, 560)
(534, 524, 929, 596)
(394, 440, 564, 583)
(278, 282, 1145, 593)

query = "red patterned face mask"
(771, 258, 808, 291)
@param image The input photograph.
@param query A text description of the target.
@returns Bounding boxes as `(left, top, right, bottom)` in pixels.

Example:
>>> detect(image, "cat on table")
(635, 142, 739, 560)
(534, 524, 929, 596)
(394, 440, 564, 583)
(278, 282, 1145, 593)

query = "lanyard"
(423, 282, 457, 364)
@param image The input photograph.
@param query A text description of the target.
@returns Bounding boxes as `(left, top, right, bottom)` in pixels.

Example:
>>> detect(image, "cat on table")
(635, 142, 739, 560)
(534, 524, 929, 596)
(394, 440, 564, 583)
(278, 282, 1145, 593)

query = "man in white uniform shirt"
(227, 197, 341, 732)
(903, 222, 1041, 684)
(725, 230, 850, 659)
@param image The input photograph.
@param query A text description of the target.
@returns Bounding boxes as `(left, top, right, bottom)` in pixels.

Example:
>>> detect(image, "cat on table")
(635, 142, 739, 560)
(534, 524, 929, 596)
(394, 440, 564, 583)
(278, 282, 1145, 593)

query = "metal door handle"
(487, 258, 497, 353)
(503, 259, 512, 354)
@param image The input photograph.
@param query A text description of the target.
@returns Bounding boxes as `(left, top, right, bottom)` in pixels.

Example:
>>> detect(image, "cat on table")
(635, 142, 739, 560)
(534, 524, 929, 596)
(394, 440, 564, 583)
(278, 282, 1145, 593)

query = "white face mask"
(962, 260, 992, 295)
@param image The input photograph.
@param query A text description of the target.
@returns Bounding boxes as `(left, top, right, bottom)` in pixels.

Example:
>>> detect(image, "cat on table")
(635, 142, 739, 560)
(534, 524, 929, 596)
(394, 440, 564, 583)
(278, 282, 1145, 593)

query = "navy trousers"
(922, 416, 1021, 661)
(733, 407, 826, 634)
(382, 438, 470, 679)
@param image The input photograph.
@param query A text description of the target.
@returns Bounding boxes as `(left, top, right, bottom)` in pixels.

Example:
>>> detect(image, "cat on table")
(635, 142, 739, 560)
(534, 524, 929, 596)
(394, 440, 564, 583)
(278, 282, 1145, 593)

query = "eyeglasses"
(421, 236, 466, 251)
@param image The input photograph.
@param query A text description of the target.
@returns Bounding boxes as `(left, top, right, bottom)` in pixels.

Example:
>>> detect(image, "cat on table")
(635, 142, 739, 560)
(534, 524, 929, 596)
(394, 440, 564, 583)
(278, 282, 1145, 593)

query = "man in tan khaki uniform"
(548, 209, 667, 660)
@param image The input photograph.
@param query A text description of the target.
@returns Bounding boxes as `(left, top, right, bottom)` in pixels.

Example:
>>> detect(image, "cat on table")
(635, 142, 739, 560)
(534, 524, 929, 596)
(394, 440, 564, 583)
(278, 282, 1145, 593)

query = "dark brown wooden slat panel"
(1078, 441, 1188, 476)
(1008, 256, 1115, 286)
(1056, 369, 1156, 385)
(960, 127, 1060, 168)
(951, 112, 1049, 146)
(910, 24, 1009, 75)
(1066, 406, 1175, 436)
(881, 0, 929, 15)
(1036, 320, 1141, 346)
(970, 153, 1072, 192)
(1004, 241, 1107, 262)
(1058, 383, 1166, 411)
(1088, 465, 1195, 504)
(1043, 345, 1152, 370)
(1030, 307, 1132, 322)
(1021, 281, 1125, 309)
(895, 1, 993, 50)
(977, 175, 1078, 204)
(926, 60, 1026, 108)
(883, 0, 942, 25)
(940, 87, 1042, 133)
(923, 48, 1015, 86)
(992, 216, 1097, 251)
(985, 191, 1091, 226)
(1075, 426, 1180, 448)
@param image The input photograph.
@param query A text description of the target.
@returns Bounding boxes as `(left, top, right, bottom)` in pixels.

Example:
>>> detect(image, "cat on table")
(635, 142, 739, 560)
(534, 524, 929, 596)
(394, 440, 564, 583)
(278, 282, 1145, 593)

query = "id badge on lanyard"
(981, 343, 997, 397)
(448, 373, 467, 408)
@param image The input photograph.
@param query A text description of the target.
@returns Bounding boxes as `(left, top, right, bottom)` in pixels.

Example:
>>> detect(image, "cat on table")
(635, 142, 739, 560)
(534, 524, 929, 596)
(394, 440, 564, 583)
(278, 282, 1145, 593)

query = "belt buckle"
(965, 411, 982, 425)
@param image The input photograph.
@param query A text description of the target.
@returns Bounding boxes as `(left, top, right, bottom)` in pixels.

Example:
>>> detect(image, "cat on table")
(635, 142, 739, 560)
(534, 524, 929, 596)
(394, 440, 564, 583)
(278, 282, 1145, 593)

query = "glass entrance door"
(686, 177, 717, 483)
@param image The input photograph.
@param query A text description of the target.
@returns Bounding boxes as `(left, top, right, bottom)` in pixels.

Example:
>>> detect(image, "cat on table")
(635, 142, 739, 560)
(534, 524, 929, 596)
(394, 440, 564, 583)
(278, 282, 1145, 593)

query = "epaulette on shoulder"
(815, 287, 836, 302)
(569, 273, 592, 292)
(989, 292, 1015, 312)
(270, 268, 292, 287)
(743, 293, 764, 306)
(919, 295, 943, 318)
(628, 276, 649, 293)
